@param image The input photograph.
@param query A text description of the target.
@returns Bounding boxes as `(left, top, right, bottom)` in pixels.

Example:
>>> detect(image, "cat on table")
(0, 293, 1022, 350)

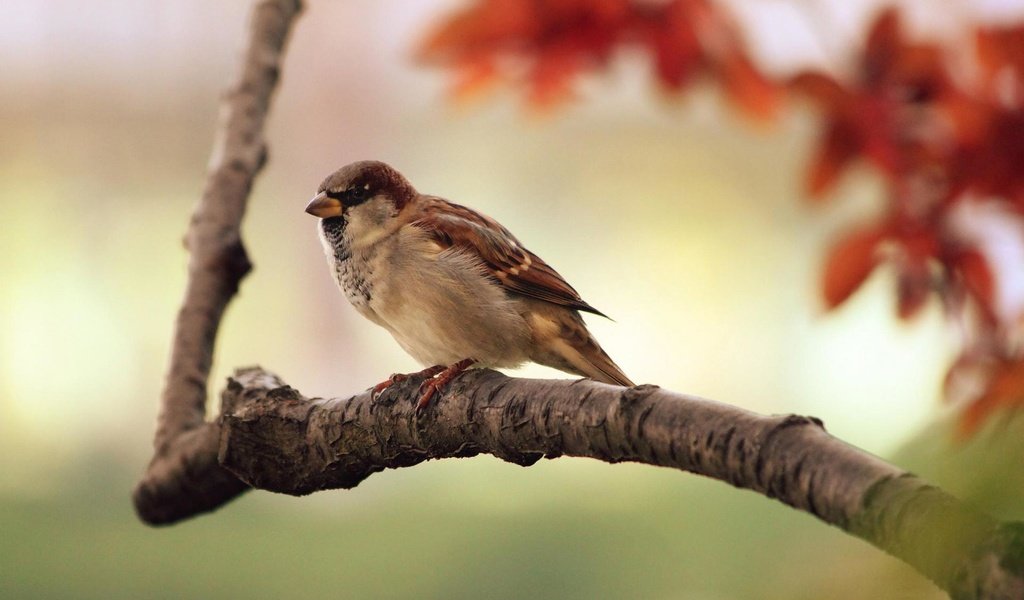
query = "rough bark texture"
(133, 0, 303, 525)
(211, 366, 1024, 600)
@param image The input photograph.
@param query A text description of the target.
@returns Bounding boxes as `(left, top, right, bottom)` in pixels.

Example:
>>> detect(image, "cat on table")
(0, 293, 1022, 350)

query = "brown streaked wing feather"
(411, 197, 607, 317)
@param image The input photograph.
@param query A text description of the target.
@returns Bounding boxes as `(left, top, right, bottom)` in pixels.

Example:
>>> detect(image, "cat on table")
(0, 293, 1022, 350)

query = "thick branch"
(212, 366, 1022, 600)
(134, 0, 302, 524)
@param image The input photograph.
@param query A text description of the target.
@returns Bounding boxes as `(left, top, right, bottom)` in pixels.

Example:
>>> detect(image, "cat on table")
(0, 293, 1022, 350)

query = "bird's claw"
(416, 379, 441, 412)
(413, 358, 476, 412)
(372, 365, 448, 402)
(370, 361, 474, 411)
(371, 373, 408, 400)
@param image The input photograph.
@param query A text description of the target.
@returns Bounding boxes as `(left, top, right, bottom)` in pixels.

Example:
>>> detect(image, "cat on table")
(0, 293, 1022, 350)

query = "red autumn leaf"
(806, 121, 860, 199)
(450, 59, 500, 103)
(976, 24, 1024, 93)
(856, 96, 901, 176)
(958, 383, 1001, 437)
(949, 248, 997, 323)
(418, 0, 536, 61)
(943, 351, 989, 404)
(896, 257, 932, 320)
(718, 50, 780, 122)
(863, 8, 901, 84)
(418, 0, 636, 108)
(527, 44, 584, 108)
(899, 228, 940, 261)
(419, 2, 1024, 434)
(958, 109, 1024, 210)
(822, 225, 887, 309)
(788, 72, 847, 107)
(646, 5, 702, 90)
(419, 0, 779, 114)
(650, 30, 702, 90)
(891, 229, 939, 320)
(958, 359, 1024, 437)
(793, 8, 964, 202)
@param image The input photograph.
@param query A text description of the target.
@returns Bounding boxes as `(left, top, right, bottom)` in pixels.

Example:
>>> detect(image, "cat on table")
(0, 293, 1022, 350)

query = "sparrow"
(305, 160, 634, 409)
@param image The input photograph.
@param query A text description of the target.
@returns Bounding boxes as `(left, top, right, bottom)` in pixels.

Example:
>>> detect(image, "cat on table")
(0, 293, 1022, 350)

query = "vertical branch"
(134, 0, 303, 525)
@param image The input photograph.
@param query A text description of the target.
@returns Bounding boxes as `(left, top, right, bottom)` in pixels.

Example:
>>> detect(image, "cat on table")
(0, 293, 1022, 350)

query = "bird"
(305, 160, 634, 409)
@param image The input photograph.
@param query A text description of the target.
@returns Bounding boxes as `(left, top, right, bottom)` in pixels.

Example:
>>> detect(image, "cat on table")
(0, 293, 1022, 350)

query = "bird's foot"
(372, 365, 446, 399)
(416, 358, 476, 411)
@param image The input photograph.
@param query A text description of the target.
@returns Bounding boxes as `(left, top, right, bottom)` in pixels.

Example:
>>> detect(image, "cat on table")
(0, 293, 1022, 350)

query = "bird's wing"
(410, 197, 607, 317)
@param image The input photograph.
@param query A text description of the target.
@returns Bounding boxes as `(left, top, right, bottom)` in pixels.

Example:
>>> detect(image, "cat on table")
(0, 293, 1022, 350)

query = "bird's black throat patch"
(320, 216, 349, 262)
(320, 214, 370, 305)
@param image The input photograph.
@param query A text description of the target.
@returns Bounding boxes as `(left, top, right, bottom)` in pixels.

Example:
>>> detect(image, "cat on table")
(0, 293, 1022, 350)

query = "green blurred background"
(3, 1, 1023, 598)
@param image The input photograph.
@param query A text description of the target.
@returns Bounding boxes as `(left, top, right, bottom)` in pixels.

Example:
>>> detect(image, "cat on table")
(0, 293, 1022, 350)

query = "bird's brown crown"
(317, 161, 417, 210)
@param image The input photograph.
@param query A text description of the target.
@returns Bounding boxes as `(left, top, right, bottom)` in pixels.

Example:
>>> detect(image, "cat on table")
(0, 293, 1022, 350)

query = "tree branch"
(133, 0, 302, 525)
(211, 366, 1023, 600)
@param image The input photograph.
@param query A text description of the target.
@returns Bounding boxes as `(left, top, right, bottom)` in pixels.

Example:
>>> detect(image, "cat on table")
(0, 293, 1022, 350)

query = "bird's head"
(305, 161, 417, 233)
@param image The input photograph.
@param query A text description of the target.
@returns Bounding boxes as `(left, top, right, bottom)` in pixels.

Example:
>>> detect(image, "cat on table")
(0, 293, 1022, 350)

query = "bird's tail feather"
(527, 307, 634, 388)
(575, 343, 634, 387)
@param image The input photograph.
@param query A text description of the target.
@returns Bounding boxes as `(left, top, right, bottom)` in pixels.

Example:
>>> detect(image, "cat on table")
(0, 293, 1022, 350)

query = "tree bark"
(206, 366, 1023, 600)
(132, 0, 303, 524)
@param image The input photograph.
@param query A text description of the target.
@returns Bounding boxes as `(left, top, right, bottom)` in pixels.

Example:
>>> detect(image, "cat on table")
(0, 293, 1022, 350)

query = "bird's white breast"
(319, 219, 532, 368)
(318, 218, 382, 324)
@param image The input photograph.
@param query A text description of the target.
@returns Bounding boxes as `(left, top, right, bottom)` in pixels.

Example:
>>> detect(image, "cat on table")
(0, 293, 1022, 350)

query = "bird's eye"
(346, 184, 372, 206)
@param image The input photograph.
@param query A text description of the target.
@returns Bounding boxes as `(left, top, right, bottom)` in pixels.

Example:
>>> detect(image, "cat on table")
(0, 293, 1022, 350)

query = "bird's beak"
(304, 192, 343, 218)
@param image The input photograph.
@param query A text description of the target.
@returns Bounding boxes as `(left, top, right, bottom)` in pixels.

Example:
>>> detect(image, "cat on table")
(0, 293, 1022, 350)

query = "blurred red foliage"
(420, 2, 1024, 435)
(418, 0, 779, 117)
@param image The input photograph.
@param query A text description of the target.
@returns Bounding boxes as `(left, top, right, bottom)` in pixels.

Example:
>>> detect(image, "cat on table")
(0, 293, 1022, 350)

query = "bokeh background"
(3, 1, 1024, 598)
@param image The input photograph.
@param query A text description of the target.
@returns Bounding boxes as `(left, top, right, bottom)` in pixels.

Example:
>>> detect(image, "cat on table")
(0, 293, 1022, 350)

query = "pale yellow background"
(2, 1, 1022, 598)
